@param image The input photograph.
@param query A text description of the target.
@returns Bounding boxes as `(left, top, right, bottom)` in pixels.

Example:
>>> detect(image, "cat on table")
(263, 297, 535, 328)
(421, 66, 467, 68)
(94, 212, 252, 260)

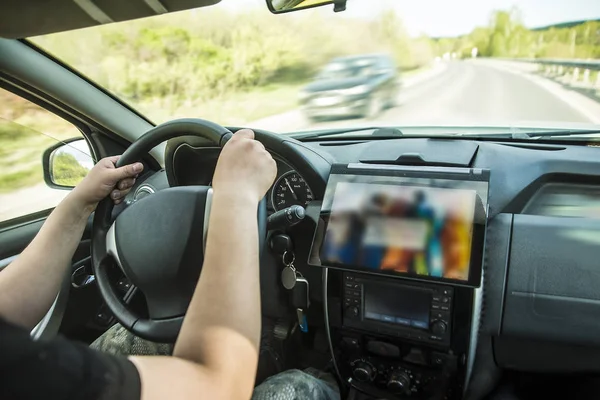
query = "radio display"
(309, 164, 489, 287)
(364, 281, 431, 329)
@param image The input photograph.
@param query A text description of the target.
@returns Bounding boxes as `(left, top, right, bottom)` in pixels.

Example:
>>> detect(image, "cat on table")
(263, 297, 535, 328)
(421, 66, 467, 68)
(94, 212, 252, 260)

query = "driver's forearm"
(173, 191, 261, 398)
(0, 193, 91, 329)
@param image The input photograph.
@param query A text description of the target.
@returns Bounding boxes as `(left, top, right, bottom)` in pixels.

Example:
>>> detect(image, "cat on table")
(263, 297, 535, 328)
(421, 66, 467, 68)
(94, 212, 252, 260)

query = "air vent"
(319, 141, 365, 146)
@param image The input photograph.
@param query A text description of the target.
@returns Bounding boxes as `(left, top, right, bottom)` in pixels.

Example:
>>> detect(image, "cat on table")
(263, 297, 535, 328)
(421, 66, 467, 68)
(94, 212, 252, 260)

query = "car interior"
(2, 1, 600, 399)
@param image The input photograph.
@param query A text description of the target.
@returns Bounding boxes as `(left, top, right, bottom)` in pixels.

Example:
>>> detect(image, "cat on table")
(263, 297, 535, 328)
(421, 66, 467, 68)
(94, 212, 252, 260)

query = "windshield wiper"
(289, 126, 403, 139)
(518, 129, 600, 138)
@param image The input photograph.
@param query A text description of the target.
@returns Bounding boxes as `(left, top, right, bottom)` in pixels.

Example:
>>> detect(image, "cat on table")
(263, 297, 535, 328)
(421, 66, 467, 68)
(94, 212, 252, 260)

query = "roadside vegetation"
(51, 153, 90, 187)
(436, 10, 600, 59)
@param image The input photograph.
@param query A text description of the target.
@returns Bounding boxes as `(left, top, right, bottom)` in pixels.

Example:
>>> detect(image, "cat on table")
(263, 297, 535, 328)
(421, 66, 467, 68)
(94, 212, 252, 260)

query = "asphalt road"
(252, 60, 598, 133)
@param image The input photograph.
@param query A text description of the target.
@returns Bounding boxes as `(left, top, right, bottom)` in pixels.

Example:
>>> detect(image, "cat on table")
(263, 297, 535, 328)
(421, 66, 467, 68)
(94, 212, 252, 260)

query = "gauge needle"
(285, 178, 299, 201)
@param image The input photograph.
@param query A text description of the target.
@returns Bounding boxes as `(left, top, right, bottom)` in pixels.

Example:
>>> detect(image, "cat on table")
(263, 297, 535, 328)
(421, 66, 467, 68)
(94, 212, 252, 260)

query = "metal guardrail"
(526, 58, 600, 71)
(511, 58, 600, 89)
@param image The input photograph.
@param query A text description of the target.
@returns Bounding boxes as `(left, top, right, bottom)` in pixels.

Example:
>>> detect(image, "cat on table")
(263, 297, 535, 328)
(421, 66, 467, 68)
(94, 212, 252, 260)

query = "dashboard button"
(431, 320, 447, 335)
(432, 304, 441, 310)
(432, 353, 445, 366)
(440, 305, 450, 311)
(432, 296, 441, 302)
(395, 317, 411, 326)
(346, 306, 359, 318)
(432, 310, 450, 320)
(342, 337, 359, 348)
(345, 275, 355, 281)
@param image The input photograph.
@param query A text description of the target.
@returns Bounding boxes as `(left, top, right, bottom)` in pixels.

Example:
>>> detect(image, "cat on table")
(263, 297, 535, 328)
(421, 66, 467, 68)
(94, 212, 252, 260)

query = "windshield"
(30, 0, 600, 136)
(317, 59, 378, 80)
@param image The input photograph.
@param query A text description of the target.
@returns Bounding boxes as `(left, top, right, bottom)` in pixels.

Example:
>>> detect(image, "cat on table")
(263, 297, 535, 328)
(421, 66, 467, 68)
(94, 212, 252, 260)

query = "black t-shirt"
(0, 318, 141, 400)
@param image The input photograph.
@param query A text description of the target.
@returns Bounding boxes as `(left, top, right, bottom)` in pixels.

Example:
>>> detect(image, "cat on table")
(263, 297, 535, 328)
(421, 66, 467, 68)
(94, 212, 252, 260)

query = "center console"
(310, 164, 489, 399)
(336, 271, 463, 399)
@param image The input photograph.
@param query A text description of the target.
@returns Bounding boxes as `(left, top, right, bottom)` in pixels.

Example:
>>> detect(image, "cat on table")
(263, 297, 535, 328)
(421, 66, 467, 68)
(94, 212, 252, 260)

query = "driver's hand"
(212, 129, 276, 203)
(71, 156, 144, 210)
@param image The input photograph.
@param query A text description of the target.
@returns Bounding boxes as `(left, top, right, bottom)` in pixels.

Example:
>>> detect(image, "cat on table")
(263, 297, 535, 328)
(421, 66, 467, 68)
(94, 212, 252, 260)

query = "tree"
(373, 9, 416, 68)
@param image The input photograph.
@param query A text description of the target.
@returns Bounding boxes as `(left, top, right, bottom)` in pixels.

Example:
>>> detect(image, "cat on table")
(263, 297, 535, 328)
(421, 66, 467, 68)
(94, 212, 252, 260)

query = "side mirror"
(266, 0, 335, 14)
(42, 138, 93, 190)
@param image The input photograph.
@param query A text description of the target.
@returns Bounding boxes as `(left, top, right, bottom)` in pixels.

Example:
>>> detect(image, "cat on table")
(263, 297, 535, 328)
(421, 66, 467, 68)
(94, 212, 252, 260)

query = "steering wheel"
(91, 119, 267, 343)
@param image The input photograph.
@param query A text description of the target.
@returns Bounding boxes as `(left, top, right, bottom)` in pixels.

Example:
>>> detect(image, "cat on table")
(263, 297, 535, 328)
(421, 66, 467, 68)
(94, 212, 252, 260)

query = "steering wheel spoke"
(106, 221, 125, 273)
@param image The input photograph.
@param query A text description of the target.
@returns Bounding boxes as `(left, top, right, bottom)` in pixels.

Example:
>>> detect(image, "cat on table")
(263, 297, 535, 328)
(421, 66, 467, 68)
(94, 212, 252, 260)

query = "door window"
(0, 88, 90, 223)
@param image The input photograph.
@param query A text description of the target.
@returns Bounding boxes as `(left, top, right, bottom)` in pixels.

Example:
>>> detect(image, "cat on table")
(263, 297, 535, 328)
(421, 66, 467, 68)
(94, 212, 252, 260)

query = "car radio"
(342, 272, 453, 346)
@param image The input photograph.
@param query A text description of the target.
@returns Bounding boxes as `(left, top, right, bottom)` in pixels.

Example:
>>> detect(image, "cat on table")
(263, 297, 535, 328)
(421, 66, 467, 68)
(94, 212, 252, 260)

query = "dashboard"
(131, 132, 600, 399)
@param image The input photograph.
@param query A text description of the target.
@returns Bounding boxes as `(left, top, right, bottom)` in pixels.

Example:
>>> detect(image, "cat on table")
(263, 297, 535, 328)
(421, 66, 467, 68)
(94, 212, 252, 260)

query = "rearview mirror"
(43, 138, 93, 189)
(266, 0, 335, 14)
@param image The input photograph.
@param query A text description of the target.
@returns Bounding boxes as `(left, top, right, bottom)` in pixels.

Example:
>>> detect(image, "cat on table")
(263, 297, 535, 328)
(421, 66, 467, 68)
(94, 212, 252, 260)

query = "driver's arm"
(130, 129, 277, 400)
(0, 157, 143, 329)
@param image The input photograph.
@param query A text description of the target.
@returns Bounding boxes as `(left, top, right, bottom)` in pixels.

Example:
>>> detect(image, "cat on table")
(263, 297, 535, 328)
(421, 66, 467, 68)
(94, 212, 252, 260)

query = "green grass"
(0, 167, 41, 193)
(137, 80, 307, 125)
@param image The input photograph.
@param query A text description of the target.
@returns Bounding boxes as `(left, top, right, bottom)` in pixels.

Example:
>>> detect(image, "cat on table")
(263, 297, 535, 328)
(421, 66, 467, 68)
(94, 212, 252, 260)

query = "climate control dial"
(352, 360, 375, 382)
(387, 371, 411, 394)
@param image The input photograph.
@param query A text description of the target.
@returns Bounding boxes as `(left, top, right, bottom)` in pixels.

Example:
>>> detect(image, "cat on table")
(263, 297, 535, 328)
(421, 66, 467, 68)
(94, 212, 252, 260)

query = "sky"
(219, 0, 600, 37)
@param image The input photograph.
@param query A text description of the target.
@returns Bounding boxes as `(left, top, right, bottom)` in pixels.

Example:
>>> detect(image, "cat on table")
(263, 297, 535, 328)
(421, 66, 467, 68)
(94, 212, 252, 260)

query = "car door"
(0, 86, 108, 342)
(370, 57, 396, 106)
(381, 57, 398, 105)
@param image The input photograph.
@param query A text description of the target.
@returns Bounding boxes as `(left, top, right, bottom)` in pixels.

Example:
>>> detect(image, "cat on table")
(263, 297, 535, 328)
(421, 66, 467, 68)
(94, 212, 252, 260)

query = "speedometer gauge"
(271, 171, 314, 211)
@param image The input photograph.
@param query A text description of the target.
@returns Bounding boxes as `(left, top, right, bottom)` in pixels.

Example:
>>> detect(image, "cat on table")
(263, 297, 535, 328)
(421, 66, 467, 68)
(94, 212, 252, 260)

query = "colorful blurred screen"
(321, 181, 476, 281)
